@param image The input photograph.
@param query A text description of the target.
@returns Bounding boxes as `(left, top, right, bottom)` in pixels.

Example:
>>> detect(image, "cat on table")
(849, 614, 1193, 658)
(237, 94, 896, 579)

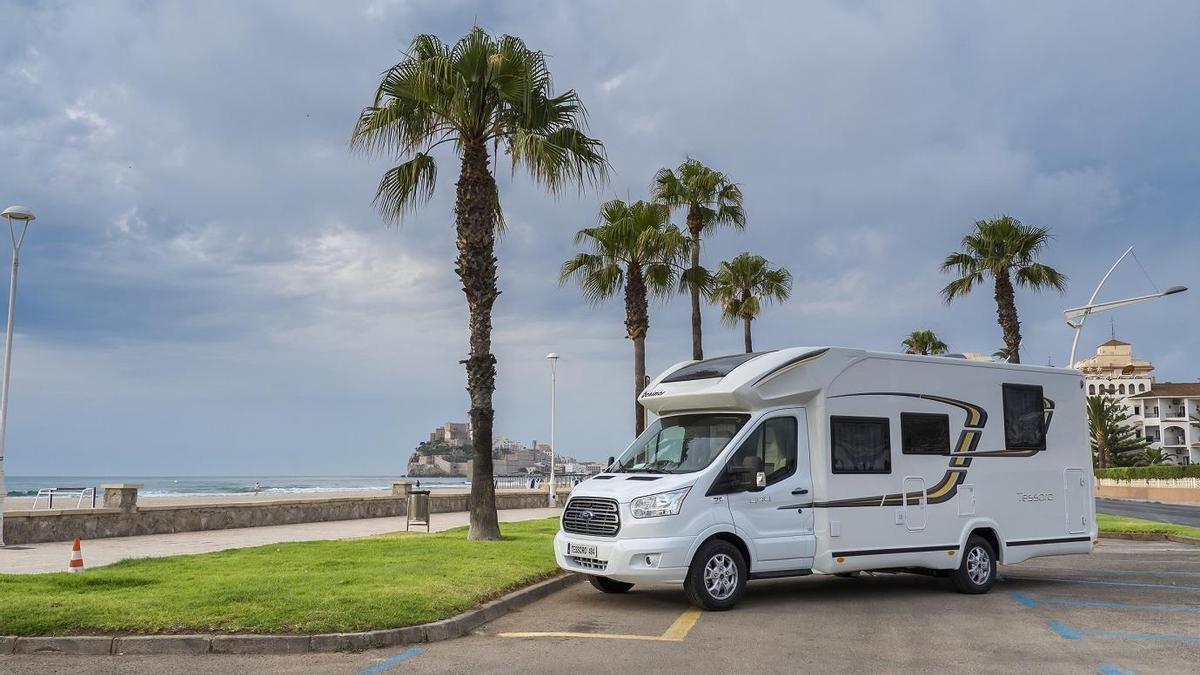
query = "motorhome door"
(723, 408, 815, 568)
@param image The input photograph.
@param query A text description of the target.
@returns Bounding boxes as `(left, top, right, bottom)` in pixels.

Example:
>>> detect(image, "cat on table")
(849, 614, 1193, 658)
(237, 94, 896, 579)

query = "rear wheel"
(951, 535, 996, 594)
(685, 539, 747, 611)
(588, 575, 634, 594)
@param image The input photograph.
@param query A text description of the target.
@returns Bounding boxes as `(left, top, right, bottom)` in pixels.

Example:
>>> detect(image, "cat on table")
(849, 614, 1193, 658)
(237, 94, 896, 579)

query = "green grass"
(1097, 513, 1200, 540)
(0, 518, 560, 636)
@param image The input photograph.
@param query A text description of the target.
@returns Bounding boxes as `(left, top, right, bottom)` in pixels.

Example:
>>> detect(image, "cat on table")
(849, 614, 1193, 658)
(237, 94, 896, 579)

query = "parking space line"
(1018, 566, 1200, 577)
(1095, 664, 1135, 675)
(1048, 620, 1200, 643)
(357, 647, 425, 674)
(499, 607, 703, 642)
(1003, 575, 1200, 592)
(1012, 591, 1200, 613)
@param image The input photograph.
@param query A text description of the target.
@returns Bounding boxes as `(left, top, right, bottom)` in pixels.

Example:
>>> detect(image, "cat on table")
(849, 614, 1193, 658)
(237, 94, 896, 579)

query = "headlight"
(630, 487, 691, 519)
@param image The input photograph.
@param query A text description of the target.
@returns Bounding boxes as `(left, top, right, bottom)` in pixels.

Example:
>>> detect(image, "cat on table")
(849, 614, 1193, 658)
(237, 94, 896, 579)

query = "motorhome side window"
(1002, 383, 1046, 450)
(900, 413, 950, 455)
(830, 416, 891, 474)
(727, 417, 798, 486)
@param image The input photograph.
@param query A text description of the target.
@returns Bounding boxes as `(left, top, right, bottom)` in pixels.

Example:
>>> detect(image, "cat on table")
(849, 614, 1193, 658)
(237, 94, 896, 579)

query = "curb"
(1, 573, 581, 656)
(1098, 531, 1200, 546)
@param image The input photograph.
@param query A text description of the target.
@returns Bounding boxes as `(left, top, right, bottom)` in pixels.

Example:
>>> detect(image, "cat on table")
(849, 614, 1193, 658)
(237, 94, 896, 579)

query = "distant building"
(429, 422, 471, 447)
(1075, 339, 1155, 397)
(493, 436, 525, 453)
(1074, 339, 1198, 465)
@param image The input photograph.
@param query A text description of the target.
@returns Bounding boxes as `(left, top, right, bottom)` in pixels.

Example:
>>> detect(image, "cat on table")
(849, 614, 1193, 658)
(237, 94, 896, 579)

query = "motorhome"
(554, 347, 1095, 610)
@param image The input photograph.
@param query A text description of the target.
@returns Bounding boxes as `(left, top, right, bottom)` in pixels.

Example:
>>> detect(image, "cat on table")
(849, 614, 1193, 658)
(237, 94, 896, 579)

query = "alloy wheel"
(704, 552, 738, 600)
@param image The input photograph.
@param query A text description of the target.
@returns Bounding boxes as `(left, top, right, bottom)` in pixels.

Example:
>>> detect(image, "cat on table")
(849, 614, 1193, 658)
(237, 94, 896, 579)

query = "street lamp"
(0, 205, 36, 547)
(1065, 245, 1187, 367)
(545, 352, 559, 507)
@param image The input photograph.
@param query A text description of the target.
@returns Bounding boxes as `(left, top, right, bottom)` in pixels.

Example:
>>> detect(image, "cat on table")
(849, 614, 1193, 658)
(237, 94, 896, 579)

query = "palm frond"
(373, 153, 438, 223)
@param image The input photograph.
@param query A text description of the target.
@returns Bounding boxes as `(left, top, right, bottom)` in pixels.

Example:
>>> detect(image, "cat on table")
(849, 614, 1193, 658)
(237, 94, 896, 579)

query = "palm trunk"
(457, 142, 501, 541)
(625, 263, 649, 436)
(993, 270, 1022, 364)
(743, 316, 753, 353)
(687, 208, 703, 361)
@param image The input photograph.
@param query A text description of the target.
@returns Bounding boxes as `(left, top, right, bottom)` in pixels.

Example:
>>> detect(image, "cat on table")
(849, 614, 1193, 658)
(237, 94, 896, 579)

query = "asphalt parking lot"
(4, 539, 1198, 674)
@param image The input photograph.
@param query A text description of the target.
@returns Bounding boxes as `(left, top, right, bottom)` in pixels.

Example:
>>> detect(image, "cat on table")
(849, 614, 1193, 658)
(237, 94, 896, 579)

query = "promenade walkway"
(0, 507, 560, 574)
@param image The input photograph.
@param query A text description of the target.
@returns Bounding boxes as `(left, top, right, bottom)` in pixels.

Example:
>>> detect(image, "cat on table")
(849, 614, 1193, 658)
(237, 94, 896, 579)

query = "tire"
(951, 535, 996, 594)
(588, 575, 634, 594)
(684, 539, 748, 611)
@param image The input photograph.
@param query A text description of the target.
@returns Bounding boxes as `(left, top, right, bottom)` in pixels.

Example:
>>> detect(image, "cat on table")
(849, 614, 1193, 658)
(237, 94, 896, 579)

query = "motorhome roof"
(638, 346, 1078, 416)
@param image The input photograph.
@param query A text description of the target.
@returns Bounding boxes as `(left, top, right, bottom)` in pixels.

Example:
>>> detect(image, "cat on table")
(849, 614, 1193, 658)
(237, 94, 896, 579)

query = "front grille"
(568, 556, 608, 571)
(562, 497, 621, 537)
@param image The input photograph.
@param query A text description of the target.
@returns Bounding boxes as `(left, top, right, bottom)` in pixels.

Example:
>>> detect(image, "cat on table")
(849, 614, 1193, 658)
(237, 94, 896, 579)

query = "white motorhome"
(554, 347, 1095, 610)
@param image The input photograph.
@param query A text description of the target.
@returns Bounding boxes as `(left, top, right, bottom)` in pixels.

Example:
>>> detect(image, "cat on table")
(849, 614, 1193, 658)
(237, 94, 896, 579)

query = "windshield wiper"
(629, 467, 673, 474)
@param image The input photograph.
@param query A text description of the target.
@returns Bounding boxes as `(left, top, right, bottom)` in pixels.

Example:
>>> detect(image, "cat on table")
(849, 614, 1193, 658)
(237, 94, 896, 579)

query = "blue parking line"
(1022, 567, 1200, 578)
(1011, 591, 1200, 612)
(1047, 620, 1200, 643)
(1048, 621, 1083, 640)
(357, 647, 425, 674)
(1096, 664, 1134, 675)
(1003, 575, 1200, 592)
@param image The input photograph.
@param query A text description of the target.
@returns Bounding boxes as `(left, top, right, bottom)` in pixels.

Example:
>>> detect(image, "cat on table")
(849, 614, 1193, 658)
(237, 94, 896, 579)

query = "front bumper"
(554, 530, 694, 584)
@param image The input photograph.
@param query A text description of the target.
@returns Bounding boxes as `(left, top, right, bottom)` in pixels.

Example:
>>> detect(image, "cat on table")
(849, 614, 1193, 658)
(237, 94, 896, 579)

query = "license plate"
(568, 542, 597, 558)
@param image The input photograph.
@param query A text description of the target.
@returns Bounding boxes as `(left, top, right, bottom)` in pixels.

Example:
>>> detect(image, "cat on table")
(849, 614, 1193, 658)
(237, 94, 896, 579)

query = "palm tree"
(708, 253, 792, 353)
(352, 28, 606, 540)
(560, 200, 688, 434)
(901, 329, 948, 356)
(940, 215, 1066, 364)
(1086, 395, 1150, 469)
(652, 159, 745, 361)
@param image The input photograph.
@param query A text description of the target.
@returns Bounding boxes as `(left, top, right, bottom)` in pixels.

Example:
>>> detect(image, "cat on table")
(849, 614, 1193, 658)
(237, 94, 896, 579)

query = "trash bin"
(406, 490, 431, 532)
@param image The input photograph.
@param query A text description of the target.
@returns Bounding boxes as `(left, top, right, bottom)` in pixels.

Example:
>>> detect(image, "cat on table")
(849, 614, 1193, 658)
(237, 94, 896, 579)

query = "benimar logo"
(641, 390, 665, 397)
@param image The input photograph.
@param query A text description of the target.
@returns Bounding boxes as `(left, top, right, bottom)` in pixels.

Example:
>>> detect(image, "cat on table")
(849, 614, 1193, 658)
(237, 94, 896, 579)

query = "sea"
(4, 475, 470, 498)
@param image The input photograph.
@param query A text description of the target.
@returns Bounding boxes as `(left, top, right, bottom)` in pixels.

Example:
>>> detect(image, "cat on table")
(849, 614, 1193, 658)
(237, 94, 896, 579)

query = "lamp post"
(1064, 245, 1187, 367)
(545, 352, 559, 507)
(0, 206, 36, 547)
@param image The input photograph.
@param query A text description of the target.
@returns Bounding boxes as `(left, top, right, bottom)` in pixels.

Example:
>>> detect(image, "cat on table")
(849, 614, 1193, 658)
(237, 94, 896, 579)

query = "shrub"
(1095, 465, 1200, 480)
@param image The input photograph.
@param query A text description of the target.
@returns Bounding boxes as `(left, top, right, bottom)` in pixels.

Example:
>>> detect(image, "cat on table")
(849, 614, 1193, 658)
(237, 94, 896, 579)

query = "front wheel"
(951, 536, 996, 594)
(588, 575, 634, 594)
(684, 539, 747, 611)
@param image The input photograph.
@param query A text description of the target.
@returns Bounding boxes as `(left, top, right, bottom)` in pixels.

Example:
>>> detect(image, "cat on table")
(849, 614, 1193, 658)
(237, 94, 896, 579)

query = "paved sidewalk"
(0, 507, 561, 574)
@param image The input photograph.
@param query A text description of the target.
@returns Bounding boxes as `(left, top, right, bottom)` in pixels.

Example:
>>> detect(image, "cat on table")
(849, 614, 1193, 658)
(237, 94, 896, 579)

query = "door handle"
(791, 488, 809, 495)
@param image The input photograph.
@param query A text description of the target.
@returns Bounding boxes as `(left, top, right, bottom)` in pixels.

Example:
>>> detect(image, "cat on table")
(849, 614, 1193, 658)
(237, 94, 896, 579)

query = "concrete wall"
(1096, 484, 1200, 504)
(2, 490, 565, 545)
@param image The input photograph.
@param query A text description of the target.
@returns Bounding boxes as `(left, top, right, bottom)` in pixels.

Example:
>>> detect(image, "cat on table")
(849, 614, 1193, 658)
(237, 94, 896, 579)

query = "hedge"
(1095, 466, 1200, 480)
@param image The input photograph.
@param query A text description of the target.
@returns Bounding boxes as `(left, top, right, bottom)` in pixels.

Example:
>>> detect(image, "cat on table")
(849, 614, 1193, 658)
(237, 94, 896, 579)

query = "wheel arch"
(688, 527, 754, 573)
(960, 519, 1004, 564)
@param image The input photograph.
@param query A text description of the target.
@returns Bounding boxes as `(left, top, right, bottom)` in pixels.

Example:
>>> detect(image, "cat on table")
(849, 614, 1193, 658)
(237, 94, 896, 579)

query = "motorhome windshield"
(613, 413, 750, 474)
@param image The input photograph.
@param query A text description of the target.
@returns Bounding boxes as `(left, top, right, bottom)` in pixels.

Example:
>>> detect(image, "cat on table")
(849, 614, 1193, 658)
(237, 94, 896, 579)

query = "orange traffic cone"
(68, 537, 85, 573)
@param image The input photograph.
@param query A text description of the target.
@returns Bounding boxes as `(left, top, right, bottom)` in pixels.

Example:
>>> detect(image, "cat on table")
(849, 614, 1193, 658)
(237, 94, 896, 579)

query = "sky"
(0, 1, 1197, 475)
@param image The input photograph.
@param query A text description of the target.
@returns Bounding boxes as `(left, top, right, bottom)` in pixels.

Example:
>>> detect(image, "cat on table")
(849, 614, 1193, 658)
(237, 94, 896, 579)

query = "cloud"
(1, 1, 1198, 473)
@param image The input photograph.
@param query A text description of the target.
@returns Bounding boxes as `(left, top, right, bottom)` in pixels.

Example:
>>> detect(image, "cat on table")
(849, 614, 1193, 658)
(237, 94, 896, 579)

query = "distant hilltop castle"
(1075, 339, 1200, 466)
(408, 421, 598, 477)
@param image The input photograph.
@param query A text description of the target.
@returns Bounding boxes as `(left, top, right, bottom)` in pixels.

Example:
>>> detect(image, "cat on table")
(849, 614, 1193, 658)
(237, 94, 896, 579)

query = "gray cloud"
(1, 0, 1197, 474)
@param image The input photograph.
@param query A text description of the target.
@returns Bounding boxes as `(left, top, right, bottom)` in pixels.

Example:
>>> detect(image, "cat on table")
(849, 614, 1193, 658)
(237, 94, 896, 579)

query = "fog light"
(641, 553, 662, 568)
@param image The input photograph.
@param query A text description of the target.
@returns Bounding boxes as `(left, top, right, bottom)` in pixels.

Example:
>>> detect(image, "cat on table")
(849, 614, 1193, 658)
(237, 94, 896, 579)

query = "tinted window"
(660, 352, 770, 383)
(726, 417, 798, 486)
(1003, 384, 1046, 450)
(831, 416, 891, 474)
(901, 413, 950, 455)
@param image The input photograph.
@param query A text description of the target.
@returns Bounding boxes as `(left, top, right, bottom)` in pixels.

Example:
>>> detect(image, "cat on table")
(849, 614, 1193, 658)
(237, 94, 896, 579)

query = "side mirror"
(727, 456, 765, 493)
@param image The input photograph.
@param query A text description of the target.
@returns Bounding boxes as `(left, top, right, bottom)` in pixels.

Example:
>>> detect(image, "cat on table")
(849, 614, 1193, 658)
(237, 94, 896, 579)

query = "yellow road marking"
(499, 607, 703, 642)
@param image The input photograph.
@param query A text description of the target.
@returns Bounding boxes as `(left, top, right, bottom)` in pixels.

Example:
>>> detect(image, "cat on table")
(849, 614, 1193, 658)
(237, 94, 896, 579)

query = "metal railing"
(31, 487, 97, 510)
(493, 473, 590, 490)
